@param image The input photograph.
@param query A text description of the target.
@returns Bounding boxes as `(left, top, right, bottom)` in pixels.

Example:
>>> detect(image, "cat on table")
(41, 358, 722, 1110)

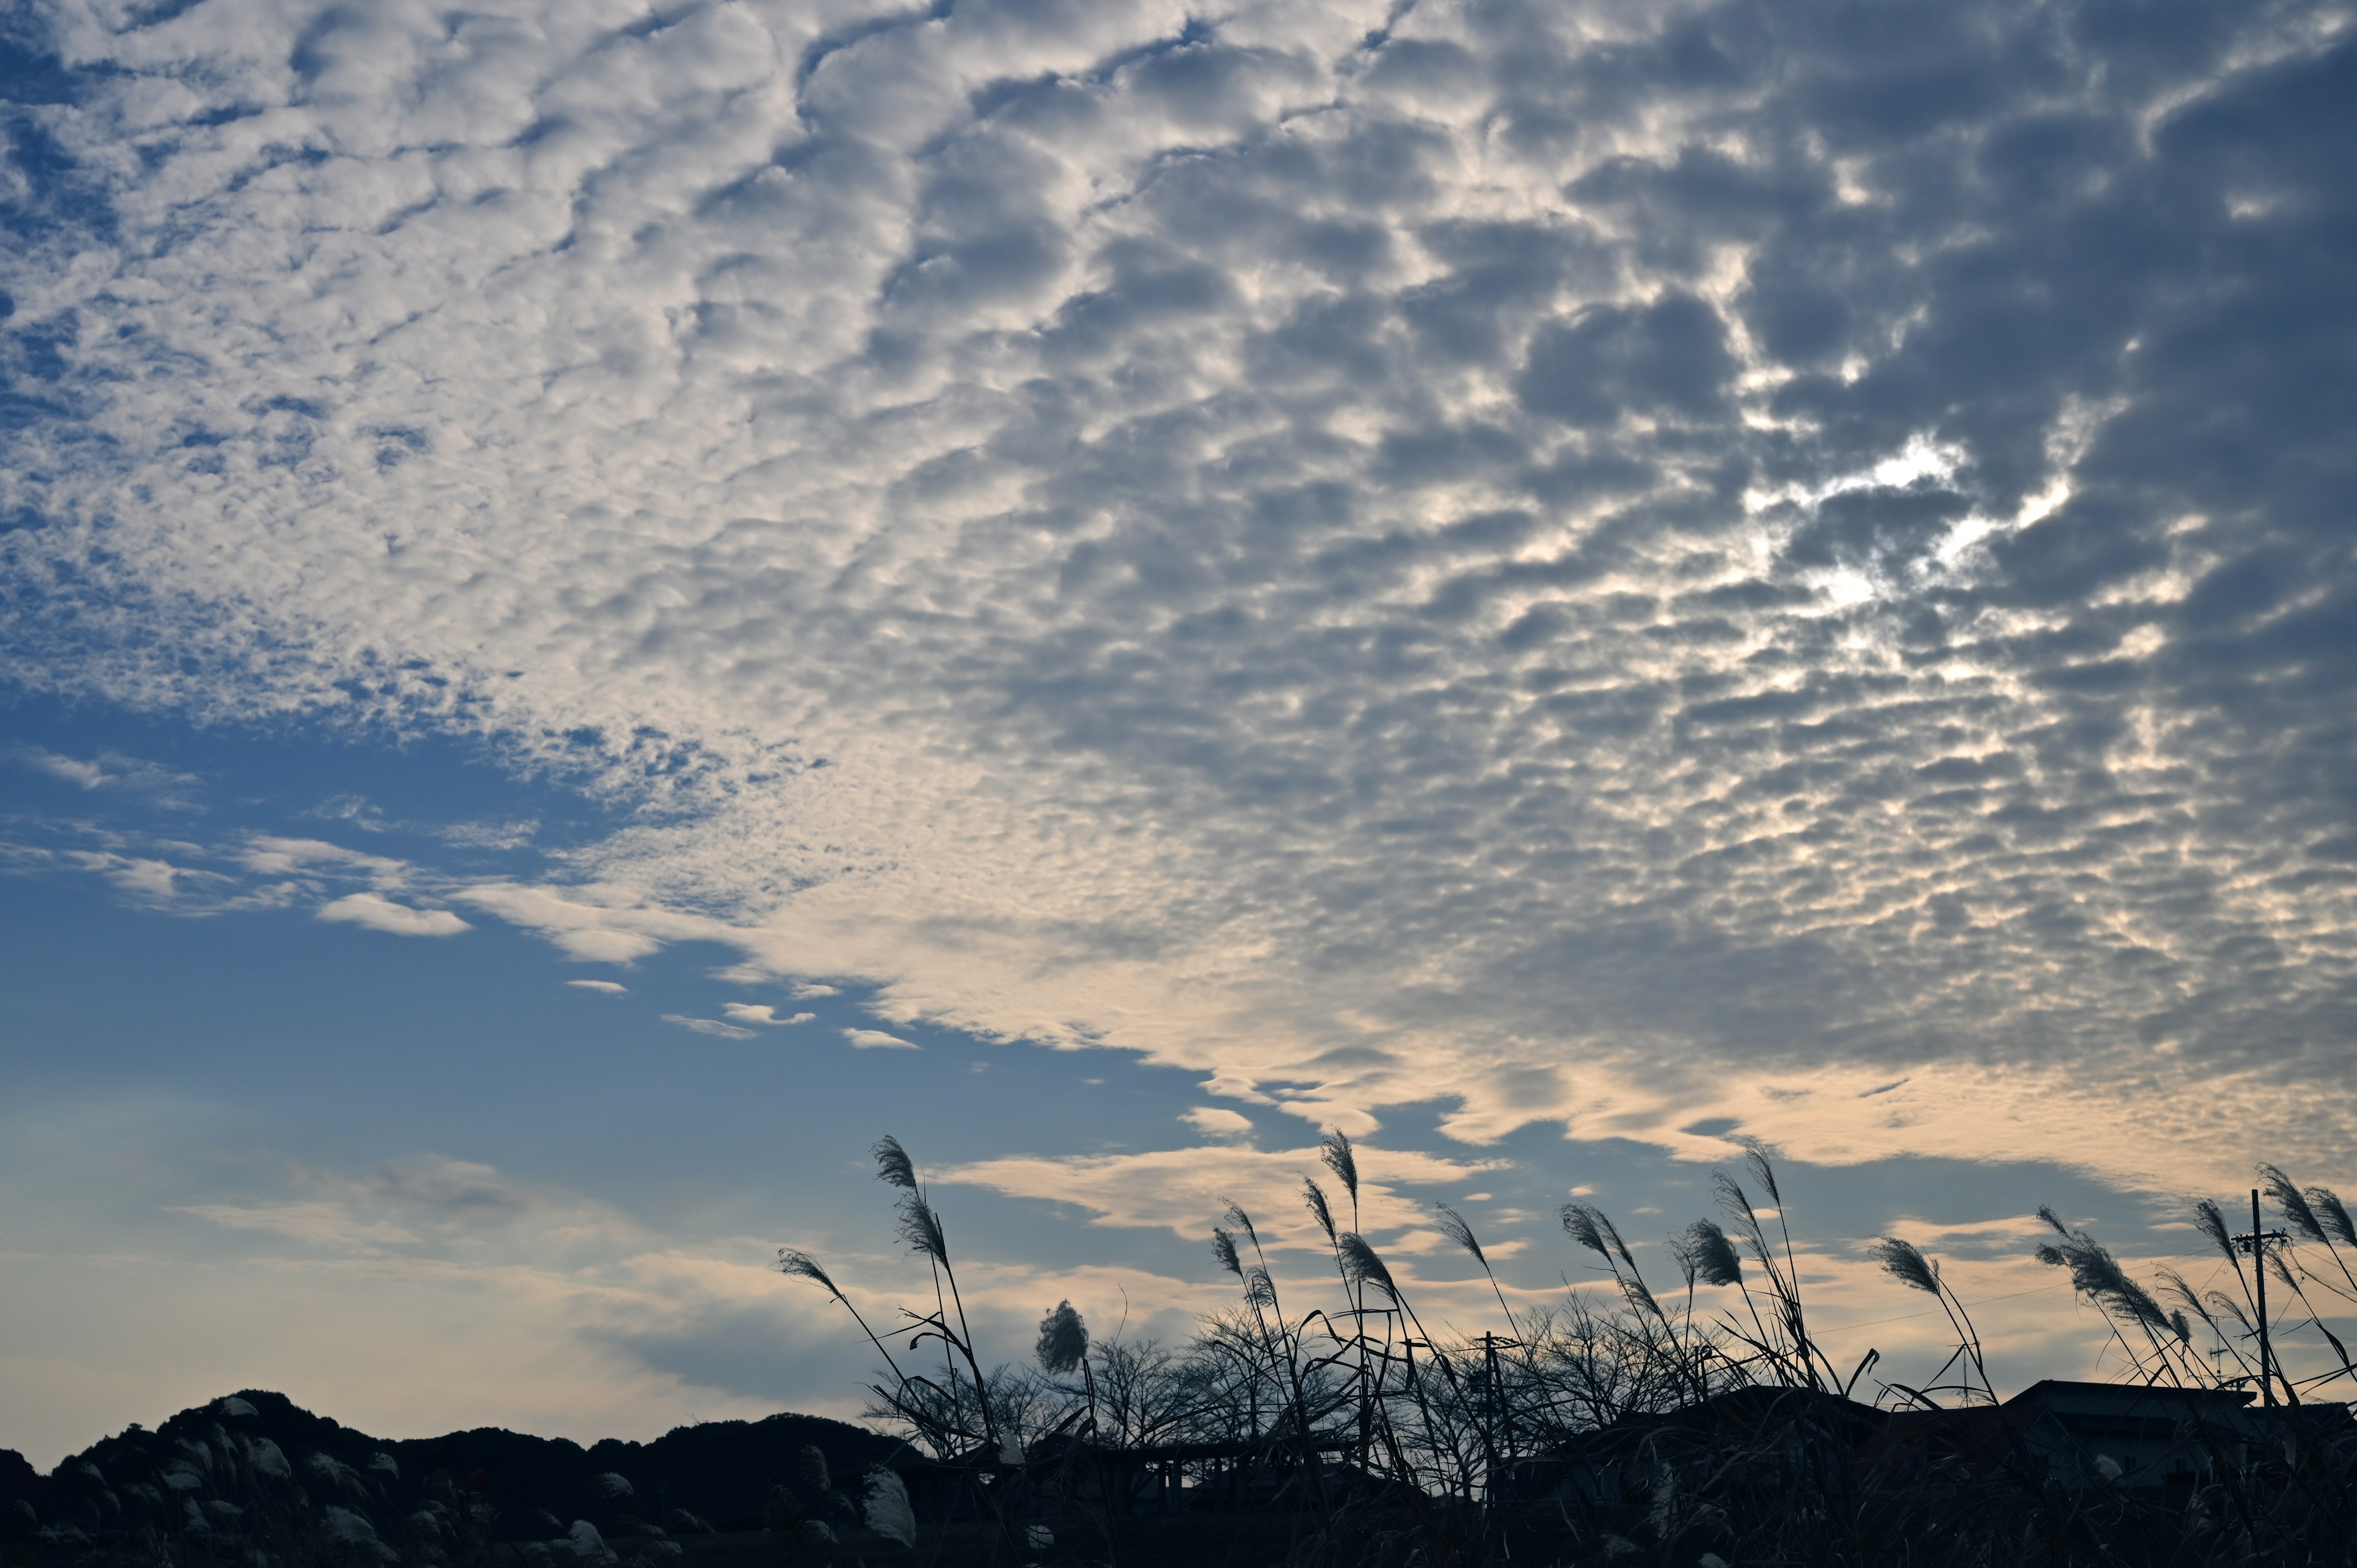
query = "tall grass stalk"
(778, 1140, 2357, 1567)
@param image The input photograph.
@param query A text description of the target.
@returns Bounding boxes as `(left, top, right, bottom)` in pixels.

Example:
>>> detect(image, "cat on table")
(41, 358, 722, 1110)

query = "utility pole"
(1471, 1331, 1520, 1553)
(2233, 1188, 2290, 1409)
(1474, 1331, 1517, 1451)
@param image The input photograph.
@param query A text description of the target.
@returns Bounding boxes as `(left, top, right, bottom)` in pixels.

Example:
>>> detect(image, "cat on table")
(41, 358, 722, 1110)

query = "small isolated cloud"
(1182, 1107, 1255, 1140)
(567, 980, 628, 995)
(791, 984, 840, 1000)
(242, 836, 410, 884)
(171, 1200, 420, 1251)
(554, 929, 662, 964)
(170, 1156, 632, 1259)
(65, 851, 224, 906)
(432, 819, 538, 851)
(303, 795, 390, 832)
(663, 1014, 758, 1040)
(317, 893, 470, 938)
(843, 1029, 917, 1051)
(13, 747, 199, 800)
(721, 1003, 814, 1026)
(17, 748, 109, 789)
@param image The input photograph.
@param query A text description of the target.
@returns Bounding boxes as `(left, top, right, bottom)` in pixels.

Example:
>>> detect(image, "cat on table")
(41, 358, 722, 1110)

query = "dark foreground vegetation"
(0, 1389, 913, 1567)
(772, 1137, 2357, 1567)
(7, 1145, 2356, 1567)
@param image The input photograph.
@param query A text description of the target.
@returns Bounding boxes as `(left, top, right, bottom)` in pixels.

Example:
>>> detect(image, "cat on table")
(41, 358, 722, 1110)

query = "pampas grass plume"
(2193, 1199, 2235, 1264)
(1211, 1227, 1243, 1278)
(777, 1249, 845, 1302)
(1561, 1203, 1611, 1262)
(862, 1469, 916, 1548)
(2306, 1186, 2356, 1246)
(1434, 1203, 1485, 1267)
(1035, 1300, 1088, 1374)
(1562, 1203, 1638, 1273)
(2262, 1165, 2326, 1244)
(1321, 1129, 1360, 1205)
(1302, 1178, 1337, 1244)
(872, 1136, 918, 1191)
(1679, 1220, 1743, 1288)
(896, 1196, 948, 1263)
(1339, 1233, 1397, 1299)
(1869, 1237, 1939, 1296)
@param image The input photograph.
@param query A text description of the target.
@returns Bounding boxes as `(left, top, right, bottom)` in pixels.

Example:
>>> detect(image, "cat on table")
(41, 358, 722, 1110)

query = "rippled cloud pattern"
(5, 0, 2355, 1180)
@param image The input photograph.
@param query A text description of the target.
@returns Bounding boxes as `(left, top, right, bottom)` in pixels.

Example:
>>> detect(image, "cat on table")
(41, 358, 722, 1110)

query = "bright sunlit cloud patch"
(721, 1003, 815, 1027)
(843, 1029, 919, 1051)
(1181, 1106, 1257, 1140)
(316, 893, 471, 938)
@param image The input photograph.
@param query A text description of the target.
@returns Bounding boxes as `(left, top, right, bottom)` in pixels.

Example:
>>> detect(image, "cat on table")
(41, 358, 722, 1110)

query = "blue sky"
(4, 0, 2356, 1466)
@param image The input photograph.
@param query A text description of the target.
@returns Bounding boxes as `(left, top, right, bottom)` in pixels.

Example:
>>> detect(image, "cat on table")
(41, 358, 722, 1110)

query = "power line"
(1825, 1278, 2073, 1333)
(1821, 1240, 2348, 1343)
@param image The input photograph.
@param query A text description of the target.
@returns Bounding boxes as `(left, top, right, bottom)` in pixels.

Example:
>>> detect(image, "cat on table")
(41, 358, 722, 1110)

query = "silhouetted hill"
(0, 1390, 905, 1545)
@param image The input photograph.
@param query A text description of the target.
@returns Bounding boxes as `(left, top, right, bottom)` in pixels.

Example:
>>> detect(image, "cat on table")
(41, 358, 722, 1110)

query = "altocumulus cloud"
(3, 0, 2355, 1186)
